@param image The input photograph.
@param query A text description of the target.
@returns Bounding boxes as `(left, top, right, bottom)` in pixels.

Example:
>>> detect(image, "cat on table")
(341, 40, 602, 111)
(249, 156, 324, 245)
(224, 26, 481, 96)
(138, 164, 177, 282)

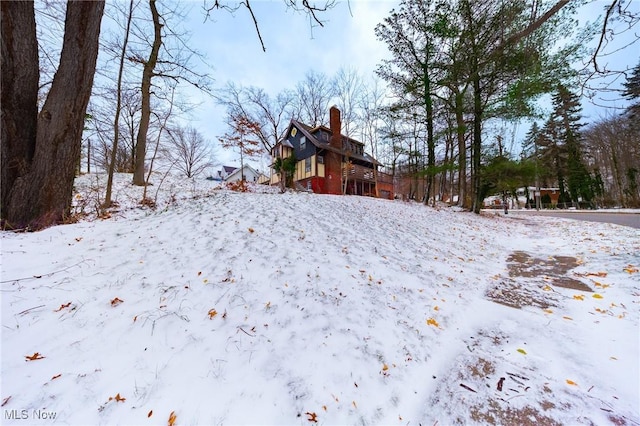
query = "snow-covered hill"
(1, 173, 638, 425)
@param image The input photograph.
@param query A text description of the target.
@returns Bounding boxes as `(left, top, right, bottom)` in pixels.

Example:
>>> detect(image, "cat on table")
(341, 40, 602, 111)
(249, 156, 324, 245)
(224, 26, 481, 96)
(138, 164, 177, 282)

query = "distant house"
(224, 164, 262, 183)
(219, 166, 237, 180)
(270, 106, 393, 199)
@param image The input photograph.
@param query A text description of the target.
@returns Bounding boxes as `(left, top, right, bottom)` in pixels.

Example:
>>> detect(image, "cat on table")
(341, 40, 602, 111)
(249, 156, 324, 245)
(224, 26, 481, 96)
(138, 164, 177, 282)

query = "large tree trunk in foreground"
(3, 1, 105, 230)
(1, 1, 39, 221)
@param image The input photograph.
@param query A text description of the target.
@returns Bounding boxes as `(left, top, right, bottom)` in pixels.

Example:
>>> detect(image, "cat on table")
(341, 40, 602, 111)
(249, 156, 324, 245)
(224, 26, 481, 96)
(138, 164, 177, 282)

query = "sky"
(1, 172, 638, 425)
(180, 0, 397, 169)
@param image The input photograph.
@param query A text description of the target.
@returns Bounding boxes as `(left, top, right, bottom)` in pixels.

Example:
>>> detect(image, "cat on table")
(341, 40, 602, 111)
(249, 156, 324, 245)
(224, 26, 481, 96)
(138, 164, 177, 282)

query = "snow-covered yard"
(1, 173, 638, 425)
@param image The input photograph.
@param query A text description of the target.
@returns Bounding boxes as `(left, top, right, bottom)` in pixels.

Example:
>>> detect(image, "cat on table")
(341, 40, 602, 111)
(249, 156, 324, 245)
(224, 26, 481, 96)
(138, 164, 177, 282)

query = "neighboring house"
(484, 187, 562, 208)
(217, 165, 237, 181)
(270, 106, 393, 199)
(224, 164, 262, 183)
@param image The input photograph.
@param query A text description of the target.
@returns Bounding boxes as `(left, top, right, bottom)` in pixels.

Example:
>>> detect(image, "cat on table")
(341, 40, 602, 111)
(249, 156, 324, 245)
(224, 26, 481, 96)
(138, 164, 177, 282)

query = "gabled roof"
(223, 165, 237, 175)
(224, 164, 259, 181)
(273, 119, 380, 166)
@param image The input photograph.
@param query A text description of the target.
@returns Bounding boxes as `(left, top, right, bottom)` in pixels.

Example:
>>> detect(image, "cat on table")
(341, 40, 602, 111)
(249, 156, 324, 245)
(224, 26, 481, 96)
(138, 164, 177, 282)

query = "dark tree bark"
(1, 1, 39, 221)
(105, 0, 135, 207)
(2, 1, 105, 229)
(133, 0, 162, 186)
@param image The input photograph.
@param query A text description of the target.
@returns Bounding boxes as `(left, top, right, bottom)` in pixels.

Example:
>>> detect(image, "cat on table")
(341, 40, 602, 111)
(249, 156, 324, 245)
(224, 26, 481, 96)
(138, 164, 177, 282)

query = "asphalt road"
(509, 210, 640, 229)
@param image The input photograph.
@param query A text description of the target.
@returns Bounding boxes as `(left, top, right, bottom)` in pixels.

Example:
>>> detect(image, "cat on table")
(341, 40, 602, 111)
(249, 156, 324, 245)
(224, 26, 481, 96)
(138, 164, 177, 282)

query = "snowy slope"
(1, 173, 638, 425)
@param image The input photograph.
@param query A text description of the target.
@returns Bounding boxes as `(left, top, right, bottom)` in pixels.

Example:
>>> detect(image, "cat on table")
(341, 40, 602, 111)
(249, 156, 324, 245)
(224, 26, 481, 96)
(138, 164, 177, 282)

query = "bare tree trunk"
(105, 0, 135, 206)
(455, 94, 468, 208)
(3, 1, 105, 229)
(133, 0, 162, 186)
(1, 1, 39, 221)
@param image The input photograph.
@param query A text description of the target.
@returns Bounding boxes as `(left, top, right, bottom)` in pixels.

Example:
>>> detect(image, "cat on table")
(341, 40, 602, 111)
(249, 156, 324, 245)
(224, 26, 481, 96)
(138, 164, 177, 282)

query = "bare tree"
(216, 83, 294, 152)
(359, 76, 387, 197)
(204, 0, 336, 52)
(293, 70, 335, 127)
(333, 67, 364, 137)
(104, 0, 135, 207)
(2, 1, 105, 229)
(132, 0, 213, 186)
(219, 115, 263, 181)
(168, 126, 213, 178)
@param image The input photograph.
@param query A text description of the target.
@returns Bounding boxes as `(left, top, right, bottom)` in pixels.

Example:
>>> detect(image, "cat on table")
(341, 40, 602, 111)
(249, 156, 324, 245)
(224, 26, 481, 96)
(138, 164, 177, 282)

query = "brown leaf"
(248, 227, 255, 233)
(111, 297, 124, 307)
(306, 412, 318, 423)
(114, 393, 126, 402)
(497, 377, 505, 391)
(25, 352, 45, 361)
(51, 374, 62, 380)
(208, 309, 218, 319)
(1, 396, 11, 407)
(148, 410, 153, 418)
(168, 411, 177, 426)
(54, 302, 72, 312)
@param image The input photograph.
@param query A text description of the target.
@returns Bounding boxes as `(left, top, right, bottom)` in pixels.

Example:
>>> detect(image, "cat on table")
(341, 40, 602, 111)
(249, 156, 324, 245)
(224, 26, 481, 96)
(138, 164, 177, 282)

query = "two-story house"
(270, 106, 393, 199)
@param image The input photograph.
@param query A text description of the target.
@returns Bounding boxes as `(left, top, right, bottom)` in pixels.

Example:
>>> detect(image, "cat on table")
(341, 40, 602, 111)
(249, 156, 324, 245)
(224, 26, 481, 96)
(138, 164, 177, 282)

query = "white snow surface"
(1, 173, 639, 425)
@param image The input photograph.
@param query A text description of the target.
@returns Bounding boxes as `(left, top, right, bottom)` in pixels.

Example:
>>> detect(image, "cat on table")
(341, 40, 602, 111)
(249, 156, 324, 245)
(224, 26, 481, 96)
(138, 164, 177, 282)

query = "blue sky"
(168, 0, 638, 169)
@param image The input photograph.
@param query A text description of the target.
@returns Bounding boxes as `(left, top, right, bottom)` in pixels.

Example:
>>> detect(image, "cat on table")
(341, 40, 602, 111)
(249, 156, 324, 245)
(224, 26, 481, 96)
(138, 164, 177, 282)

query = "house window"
(317, 155, 324, 164)
(305, 157, 311, 173)
(300, 136, 306, 150)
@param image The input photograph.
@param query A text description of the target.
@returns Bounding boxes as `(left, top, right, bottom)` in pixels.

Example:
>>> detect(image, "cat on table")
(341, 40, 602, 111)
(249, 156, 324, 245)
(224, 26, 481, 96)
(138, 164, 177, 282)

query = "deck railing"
(343, 164, 392, 184)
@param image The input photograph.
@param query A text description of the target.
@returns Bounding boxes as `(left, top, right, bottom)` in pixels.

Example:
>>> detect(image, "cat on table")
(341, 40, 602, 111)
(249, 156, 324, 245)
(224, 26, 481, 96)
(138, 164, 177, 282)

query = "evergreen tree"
(538, 115, 567, 197)
(622, 61, 640, 128)
(548, 84, 593, 204)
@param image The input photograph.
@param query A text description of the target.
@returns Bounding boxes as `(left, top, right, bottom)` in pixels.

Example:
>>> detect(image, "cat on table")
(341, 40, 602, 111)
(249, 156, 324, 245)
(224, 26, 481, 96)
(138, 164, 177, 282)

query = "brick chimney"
(329, 106, 342, 149)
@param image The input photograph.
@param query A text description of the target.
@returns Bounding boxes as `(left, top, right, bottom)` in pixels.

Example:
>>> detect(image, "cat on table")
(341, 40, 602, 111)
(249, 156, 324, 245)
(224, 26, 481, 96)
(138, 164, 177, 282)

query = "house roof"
(224, 164, 259, 181)
(285, 120, 380, 166)
(223, 165, 237, 175)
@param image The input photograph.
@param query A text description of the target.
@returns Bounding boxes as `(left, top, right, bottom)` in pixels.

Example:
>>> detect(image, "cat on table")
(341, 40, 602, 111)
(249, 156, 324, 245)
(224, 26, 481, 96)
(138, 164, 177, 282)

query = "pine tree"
(622, 61, 640, 127)
(549, 84, 593, 205)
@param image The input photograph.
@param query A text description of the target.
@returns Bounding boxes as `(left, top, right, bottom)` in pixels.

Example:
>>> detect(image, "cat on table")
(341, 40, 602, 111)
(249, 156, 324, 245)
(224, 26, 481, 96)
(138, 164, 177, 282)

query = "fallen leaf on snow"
(148, 410, 153, 418)
(542, 285, 553, 291)
(426, 318, 440, 327)
(382, 363, 389, 371)
(168, 411, 177, 426)
(115, 393, 126, 402)
(1, 396, 11, 407)
(208, 309, 218, 319)
(248, 228, 255, 233)
(54, 302, 72, 312)
(51, 374, 61, 380)
(543, 309, 553, 314)
(566, 379, 578, 386)
(592, 294, 603, 299)
(306, 412, 318, 422)
(623, 265, 638, 274)
(563, 316, 573, 320)
(517, 348, 527, 355)
(573, 295, 584, 301)
(25, 352, 45, 361)
(110, 297, 124, 307)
